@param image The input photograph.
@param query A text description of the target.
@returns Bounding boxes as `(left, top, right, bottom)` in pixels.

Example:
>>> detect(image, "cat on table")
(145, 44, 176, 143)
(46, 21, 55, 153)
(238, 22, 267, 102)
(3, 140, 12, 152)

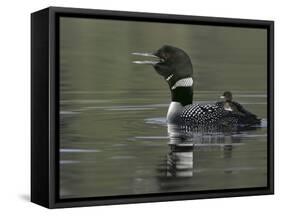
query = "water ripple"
(60, 148, 101, 153)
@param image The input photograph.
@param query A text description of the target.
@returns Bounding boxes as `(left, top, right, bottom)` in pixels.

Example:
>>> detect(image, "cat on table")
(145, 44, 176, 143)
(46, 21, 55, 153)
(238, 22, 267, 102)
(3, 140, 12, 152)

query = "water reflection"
(166, 143, 194, 177)
(162, 123, 258, 178)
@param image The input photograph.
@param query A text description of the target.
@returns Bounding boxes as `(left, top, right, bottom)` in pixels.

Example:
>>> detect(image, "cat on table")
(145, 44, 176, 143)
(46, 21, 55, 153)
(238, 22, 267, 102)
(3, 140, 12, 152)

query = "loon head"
(132, 45, 194, 106)
(220, 91, 233, 102)
(132, 45, 193, 86)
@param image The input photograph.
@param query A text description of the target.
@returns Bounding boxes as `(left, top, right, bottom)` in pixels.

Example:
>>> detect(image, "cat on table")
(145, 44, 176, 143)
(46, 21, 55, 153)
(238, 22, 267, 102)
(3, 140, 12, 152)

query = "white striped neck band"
(166, 74, 174, 81)
(171, 77, 193, 90)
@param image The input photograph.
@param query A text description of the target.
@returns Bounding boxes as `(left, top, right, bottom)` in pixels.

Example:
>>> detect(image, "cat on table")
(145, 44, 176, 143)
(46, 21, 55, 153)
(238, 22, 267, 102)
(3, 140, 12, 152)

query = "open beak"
(131, 52, 162, 65)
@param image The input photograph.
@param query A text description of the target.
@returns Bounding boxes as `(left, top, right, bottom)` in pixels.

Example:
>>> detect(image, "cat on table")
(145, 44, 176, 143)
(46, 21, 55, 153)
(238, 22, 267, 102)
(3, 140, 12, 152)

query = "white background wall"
(0, 0, 279, 214)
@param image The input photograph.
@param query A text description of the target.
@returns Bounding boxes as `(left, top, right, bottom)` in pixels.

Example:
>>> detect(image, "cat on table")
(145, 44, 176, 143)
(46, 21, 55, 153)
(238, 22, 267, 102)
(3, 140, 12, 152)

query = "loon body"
(167, 101, 226, 126)
(132, 45, 260, 127)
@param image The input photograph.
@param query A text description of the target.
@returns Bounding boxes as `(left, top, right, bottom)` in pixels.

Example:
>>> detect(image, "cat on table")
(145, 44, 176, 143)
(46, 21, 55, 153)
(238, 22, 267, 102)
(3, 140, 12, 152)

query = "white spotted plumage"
(180, 103, 228, 125)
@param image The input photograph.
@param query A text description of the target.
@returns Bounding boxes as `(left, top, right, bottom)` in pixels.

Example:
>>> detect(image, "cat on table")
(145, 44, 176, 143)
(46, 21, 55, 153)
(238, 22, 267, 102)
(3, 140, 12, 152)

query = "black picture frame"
(31, 6, 274, 209)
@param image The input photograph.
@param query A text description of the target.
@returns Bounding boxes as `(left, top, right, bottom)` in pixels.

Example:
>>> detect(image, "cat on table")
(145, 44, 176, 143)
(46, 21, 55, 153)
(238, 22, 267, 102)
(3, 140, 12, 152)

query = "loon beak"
(220, 95, 225, 99)
(131, 52, 161, 65)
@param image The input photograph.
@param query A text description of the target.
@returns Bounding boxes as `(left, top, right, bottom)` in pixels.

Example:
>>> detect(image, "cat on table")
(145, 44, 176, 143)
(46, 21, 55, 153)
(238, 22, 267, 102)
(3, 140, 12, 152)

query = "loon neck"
(171, 87, 193, 106)
(166, 77, 194, 106)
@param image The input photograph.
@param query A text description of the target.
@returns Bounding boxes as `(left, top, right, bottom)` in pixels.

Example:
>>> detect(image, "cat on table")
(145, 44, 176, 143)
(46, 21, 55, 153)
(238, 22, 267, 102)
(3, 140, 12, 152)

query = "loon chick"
(132, 45, 259, 126)
(220, 91, 235, 112)
(218, 91, 261, 125)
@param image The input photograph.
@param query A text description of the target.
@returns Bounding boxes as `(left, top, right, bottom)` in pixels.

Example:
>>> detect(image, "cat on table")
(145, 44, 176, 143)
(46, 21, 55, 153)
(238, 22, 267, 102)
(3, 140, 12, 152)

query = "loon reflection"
(161, 123, 256, 178)
(166, 134, 194, 177)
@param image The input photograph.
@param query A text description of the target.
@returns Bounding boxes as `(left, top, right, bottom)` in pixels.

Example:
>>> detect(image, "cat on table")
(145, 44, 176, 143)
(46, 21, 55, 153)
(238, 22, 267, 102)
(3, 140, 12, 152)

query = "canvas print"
(59, 17, 267, 199)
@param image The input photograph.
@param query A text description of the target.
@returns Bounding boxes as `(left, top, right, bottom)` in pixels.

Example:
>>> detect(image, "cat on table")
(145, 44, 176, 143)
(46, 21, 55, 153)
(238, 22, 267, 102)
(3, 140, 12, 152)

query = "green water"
(59, 17, 267, 198)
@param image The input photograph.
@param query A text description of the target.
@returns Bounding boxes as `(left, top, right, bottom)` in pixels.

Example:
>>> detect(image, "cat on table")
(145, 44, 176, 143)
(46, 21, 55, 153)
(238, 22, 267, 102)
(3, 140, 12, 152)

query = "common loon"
(132, 45, 260, 127)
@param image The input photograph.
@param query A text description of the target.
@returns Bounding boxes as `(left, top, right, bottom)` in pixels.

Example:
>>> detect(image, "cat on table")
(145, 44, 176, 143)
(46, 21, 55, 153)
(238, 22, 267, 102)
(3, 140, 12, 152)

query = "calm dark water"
(59, 17, 267, 198)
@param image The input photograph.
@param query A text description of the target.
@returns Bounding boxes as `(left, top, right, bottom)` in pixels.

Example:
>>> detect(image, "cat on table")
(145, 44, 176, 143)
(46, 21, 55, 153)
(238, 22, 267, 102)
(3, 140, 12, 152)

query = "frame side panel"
(31, 8, 50, 208)
(268, 22, 274, 194)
